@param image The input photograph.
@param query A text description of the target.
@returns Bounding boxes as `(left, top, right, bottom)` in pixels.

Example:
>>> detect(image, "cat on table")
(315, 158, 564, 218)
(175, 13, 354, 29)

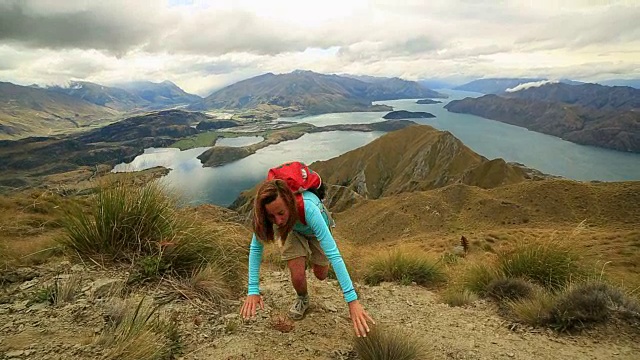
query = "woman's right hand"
(240, 294, 264, 320)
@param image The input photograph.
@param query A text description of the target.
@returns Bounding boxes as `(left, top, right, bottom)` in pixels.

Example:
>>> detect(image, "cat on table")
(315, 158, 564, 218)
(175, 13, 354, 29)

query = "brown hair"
(253, 179, 299, 243)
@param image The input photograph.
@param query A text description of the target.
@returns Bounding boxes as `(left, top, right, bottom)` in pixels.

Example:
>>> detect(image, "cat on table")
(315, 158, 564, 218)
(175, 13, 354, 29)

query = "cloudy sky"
(0, 0, 638, 96)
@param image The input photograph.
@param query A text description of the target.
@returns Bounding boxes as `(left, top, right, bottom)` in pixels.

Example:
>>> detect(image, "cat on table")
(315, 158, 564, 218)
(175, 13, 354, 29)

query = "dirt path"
(189, 269, 639, 360)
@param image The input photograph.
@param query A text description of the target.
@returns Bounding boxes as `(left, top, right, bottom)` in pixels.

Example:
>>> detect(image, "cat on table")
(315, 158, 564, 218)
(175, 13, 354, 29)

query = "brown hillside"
(332, 178, 640, 281)
(310, 124, 530, 199)
(229, 125, 535, 214)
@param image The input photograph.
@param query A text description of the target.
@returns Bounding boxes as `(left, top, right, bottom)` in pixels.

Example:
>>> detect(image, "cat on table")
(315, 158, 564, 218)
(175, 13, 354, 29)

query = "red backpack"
(267, 161, 322, 225)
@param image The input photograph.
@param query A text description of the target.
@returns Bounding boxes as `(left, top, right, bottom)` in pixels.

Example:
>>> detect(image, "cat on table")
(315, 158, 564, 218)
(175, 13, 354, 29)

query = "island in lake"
(416, 99, 442, 104)
(382, 110, 435, 119)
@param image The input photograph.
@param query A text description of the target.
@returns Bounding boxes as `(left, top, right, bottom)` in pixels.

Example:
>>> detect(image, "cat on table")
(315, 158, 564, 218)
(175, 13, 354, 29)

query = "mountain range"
(0, 71, 443, 139)
(191, 70, 445, 115)
(445, 82, 640, 152)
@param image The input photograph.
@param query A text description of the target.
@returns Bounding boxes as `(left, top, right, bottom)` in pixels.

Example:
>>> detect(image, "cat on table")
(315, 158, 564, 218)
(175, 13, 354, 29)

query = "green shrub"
(486, 278, 534, 301)
(363, 251, 445, 286)
(462, 264, 500, 296)
(498, 241, 583, 290)
(353, 325, 431, 360)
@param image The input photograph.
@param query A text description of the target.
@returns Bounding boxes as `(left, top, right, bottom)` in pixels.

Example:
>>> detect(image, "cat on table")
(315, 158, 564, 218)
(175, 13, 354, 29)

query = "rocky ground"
(1, 261, 638, 360)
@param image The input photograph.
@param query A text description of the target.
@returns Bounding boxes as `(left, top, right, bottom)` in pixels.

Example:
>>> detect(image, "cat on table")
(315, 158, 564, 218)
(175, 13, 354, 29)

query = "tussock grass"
(166, 265, 234, 304)
(549, 282, 639, 331)
(98, 298, 181, 360)
(60, 180, 246, 290)
(353, 325, 431, 360)
(440, 288, 479, 307)
(32, 273, 82, 306)
(486, 278, 534, 301)
(362, 250, 445, 286)
(497, 240, 584, 290)
(462, 264, 499, 296)
(508, 282, 640, 331)
(508, 290, 556, 327)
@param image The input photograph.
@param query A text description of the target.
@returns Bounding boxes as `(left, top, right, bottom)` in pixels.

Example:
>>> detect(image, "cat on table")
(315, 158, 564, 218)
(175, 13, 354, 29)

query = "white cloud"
(506, 80, 559, 93)
(0, 0, 638, 92)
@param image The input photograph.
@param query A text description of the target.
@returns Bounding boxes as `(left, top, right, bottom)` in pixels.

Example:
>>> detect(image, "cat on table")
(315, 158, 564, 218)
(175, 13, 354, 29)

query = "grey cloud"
(0, 1, 163, 54)
(516, 5, 640, 51)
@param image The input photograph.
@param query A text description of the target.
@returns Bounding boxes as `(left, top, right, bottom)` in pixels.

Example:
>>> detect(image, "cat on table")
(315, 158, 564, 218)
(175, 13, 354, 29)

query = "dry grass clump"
(440, 287, 479, 307)
(508, 282, 640, 331)
(165, 265, 235, 304)
(97, 297, 181, 360)
(497, 240, 584, 290)
(59, 180, 247, 294)
(362, 250, 445, 286)
(507, 290, 556, 327)
(461, 264, 499, 296)
(549, 282, 640, 331)
(353, 325, 432, 360)
(486, 278, 534, 301)
(32, 273, 83, 306)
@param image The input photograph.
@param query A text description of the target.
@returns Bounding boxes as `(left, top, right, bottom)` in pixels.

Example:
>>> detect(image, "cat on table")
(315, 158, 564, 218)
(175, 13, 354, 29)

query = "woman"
(240, 179, 375, 337)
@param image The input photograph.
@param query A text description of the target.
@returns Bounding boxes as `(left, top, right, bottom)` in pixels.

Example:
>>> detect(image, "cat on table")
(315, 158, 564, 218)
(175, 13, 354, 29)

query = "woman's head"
(253, 179, 298, 243)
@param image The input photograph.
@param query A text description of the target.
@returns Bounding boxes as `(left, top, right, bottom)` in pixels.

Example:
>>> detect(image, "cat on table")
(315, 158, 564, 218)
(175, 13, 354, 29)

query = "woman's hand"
(348, 300, 375, 337)
(240, 294, 264, 320)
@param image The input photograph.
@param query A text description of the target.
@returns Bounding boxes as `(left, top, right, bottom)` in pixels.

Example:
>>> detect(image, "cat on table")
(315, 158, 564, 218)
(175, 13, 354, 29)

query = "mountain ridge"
(193, 70, 445, 116)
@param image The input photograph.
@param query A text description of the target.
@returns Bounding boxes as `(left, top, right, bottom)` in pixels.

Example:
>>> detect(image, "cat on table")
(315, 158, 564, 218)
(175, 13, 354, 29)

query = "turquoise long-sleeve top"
(247, 191, 358, 303)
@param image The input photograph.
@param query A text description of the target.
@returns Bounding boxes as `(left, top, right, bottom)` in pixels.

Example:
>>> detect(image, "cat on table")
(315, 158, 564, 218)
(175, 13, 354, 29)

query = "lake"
(114, 89, 640, 206)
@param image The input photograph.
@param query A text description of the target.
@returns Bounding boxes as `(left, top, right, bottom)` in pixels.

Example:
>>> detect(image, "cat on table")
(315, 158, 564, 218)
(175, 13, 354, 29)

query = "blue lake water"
(114, 89, 640, 206)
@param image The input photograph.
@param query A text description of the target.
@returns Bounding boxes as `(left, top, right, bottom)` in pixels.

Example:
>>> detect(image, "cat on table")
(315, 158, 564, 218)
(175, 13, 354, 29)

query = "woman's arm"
(305, 201, 375, 336)
(247, 233, 263, 295)
(305, 203, 357, 302)
(241, 234, 265, 319)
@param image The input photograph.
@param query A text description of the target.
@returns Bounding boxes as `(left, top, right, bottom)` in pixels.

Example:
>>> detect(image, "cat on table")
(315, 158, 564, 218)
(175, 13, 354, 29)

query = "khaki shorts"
(281, 231, 330, 266)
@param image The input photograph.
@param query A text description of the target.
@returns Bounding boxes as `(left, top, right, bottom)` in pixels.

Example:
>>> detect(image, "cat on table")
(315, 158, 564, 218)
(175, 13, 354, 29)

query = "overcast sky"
(0, 0, 638, 96)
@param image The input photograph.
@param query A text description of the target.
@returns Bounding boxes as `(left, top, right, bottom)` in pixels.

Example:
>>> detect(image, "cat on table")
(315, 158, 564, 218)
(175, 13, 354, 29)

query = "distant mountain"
(194, 70, 444, 115)
(344, 74, 446, 99)
(597, 79, 640, 90)
(445, 82, 640, 152)
(0, 82, 119, 140)
(48, 81, 149, 111)
(116, 80, 202, 109)
(504, 82, 640, 111)
(455, 78, 545, 94)
(455, 78, 586, 94)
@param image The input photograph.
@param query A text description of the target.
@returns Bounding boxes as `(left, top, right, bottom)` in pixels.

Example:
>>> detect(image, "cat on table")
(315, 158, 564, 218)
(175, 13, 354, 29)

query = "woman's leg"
(287, 256, 308, 295)
(312, 263, 329, 280)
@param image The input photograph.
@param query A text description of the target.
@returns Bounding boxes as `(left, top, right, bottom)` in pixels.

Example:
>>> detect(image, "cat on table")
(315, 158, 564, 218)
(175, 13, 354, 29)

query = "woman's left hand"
(348, 300, 375, 337)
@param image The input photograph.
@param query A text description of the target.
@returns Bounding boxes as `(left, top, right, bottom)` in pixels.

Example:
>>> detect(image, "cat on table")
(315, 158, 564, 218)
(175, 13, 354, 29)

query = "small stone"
(11, 300, 29, 312)
(507, 353, 515, 357)
(90, 278, 124, 298)
(5, 350, 25, 357)
(19, 279, 39, 290)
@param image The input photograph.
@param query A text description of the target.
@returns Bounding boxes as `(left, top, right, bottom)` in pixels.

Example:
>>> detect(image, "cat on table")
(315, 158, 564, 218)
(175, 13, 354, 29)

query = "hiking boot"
(288, 294, 309, 320)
